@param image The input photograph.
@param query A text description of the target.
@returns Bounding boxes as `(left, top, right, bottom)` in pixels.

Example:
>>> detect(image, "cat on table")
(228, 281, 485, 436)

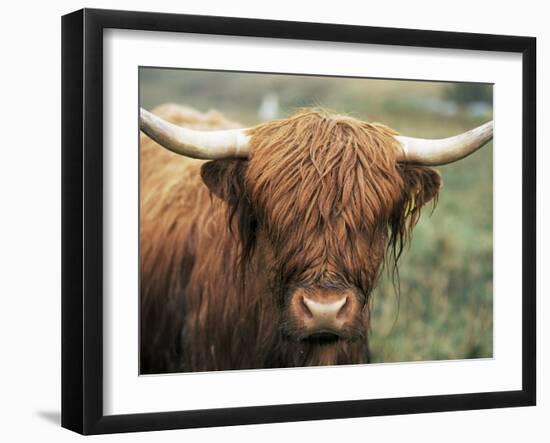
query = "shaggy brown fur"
(140, 105, 441, 373)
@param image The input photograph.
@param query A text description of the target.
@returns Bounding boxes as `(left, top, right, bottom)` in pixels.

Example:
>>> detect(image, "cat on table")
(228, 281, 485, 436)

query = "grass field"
(140, 68, 493, 363)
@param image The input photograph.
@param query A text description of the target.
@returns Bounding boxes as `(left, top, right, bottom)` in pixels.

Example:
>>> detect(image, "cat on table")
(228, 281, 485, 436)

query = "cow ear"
(399, 165, 442, 212)
(200, 159, 249, 206)
(390, 165, 442, 238)
(388, 165, 442, 262)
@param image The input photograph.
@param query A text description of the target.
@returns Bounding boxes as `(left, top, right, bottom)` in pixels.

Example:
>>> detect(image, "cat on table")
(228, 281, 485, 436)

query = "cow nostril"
(300, 295, 314, 318)
(336, 296, 349, 318)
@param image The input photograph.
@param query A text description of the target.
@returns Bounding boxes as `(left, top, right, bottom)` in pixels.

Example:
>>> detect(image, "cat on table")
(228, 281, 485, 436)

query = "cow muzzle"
(288, 286, 363, 342)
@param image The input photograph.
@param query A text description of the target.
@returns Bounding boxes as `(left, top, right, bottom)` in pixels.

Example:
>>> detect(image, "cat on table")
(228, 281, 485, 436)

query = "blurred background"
(140, 68, 493, 363)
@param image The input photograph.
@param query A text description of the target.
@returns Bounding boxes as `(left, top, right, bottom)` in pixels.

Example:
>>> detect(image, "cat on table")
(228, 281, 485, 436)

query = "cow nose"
(301, 295, 348, 320)
(289, 287, 360, 336)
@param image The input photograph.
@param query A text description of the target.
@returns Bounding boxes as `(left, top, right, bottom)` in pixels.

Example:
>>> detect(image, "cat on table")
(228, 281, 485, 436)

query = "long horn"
(395, 121, 493, 166)
(139, 107, 251, 159)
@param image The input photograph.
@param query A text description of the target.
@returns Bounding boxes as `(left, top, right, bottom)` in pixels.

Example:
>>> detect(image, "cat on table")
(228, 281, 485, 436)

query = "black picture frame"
(61, 8, 536, 435)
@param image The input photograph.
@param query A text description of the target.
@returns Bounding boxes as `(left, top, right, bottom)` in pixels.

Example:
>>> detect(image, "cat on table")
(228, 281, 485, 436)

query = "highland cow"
(139, 103, 493, 374)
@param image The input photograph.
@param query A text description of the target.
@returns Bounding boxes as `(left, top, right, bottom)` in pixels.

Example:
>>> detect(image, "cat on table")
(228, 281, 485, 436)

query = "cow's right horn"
(139, 108, 251, 159)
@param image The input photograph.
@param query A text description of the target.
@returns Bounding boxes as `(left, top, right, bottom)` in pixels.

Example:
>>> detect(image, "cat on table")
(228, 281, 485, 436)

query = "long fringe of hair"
(244, 109, 441, 289)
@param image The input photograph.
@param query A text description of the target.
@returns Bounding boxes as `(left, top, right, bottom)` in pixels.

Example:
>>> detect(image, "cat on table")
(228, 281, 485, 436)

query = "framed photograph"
(61, 8, 536, 434)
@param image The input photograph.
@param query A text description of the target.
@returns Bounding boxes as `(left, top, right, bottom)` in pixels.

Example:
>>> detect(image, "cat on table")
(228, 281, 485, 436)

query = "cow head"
(140, 108, 493, 346)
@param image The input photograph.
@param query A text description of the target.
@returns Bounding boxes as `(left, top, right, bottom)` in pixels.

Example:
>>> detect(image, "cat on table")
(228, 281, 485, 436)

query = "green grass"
(140, 68, 493, 363)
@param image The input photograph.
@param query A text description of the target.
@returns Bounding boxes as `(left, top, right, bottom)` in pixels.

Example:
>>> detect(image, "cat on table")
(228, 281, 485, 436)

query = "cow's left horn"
(139, 108, 251, 159)
(395, 120, 493, 166)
